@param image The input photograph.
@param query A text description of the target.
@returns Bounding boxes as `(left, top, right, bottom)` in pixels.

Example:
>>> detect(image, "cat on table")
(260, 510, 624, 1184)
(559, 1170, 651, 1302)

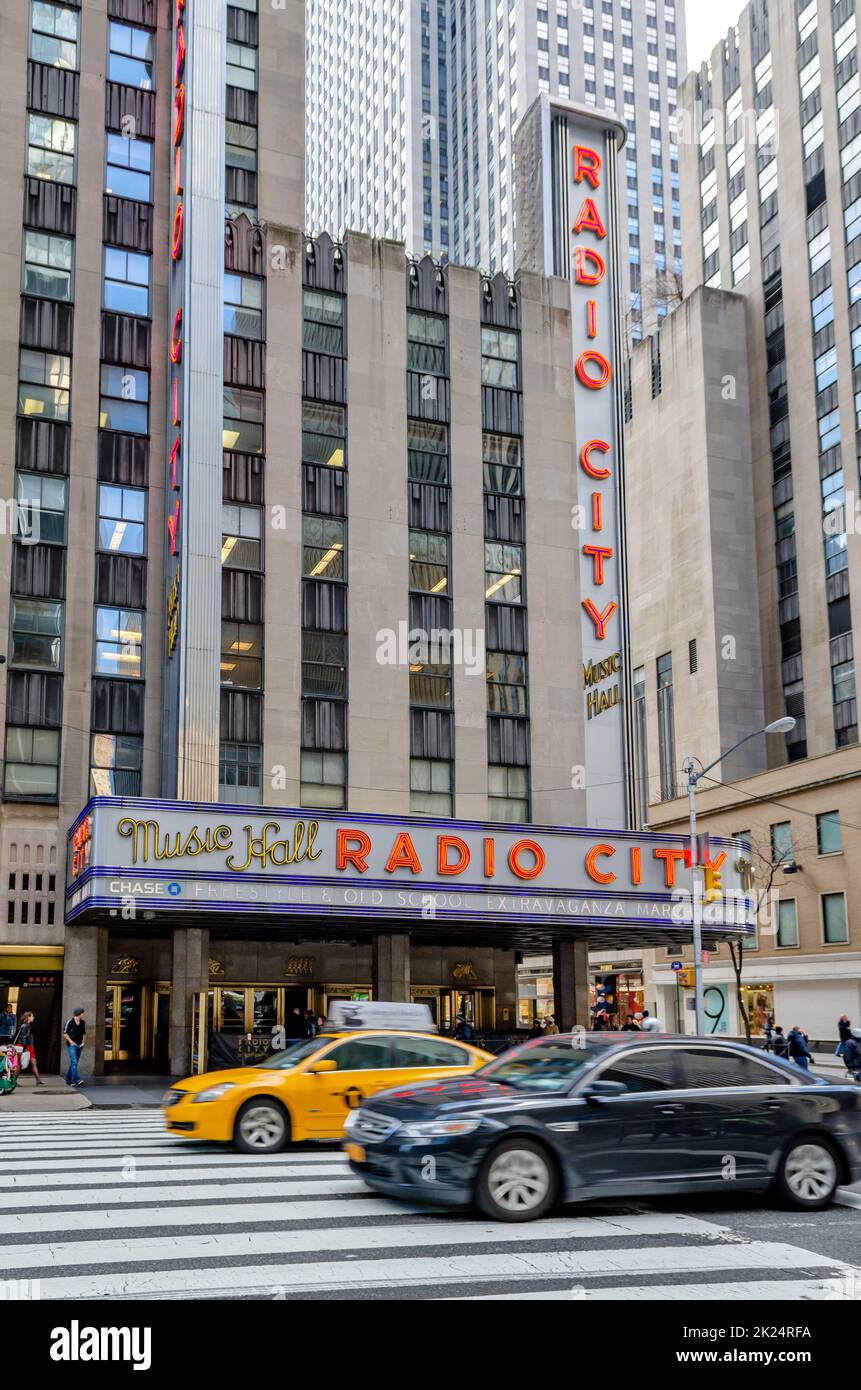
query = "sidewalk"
(0, 1075, 91, 1111)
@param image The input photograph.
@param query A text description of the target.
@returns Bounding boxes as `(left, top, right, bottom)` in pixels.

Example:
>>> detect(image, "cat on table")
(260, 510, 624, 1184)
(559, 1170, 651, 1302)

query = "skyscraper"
(305, 0, 687, 340)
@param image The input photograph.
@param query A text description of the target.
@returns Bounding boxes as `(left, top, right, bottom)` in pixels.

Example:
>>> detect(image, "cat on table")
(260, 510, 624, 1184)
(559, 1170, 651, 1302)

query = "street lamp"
(683, 716, 796, 1036)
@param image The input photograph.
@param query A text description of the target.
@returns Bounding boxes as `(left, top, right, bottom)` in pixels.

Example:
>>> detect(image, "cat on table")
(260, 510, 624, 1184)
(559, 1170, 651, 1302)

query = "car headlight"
(343, 1110, 359, 1132)
(401, 1118, 482, 1137)
(192, 1083, 237, 1104)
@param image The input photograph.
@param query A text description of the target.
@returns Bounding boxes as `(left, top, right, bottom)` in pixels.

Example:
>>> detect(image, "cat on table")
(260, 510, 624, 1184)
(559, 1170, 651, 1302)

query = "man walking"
(787, 1023, 813, 1071)
(0, 1001, 17, 1045)
(63, 1007, 86, 1087)
(640, 1009, 663, 1033)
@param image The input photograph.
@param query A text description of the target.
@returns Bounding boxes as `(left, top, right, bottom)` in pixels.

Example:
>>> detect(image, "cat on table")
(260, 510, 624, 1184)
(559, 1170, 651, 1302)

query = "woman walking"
(16, 1012, 44, 1086)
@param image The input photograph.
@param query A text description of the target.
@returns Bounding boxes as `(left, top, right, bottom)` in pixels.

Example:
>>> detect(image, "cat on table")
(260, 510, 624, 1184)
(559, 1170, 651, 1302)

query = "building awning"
(65, 798, 757, 951)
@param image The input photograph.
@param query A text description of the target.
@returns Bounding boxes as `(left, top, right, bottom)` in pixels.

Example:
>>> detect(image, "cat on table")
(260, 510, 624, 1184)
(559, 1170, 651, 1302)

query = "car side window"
(596, 1047, 680, 1093)
(328, 1036, 392, 1070)
(390, 1036, 471, 1069)
(679, 1048, 793, 1089)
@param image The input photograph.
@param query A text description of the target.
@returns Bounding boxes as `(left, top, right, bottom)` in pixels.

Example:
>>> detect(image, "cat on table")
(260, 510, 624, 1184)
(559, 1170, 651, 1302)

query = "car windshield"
(476, 1040, 604, 1093)
(256, 1038, 331, 1069)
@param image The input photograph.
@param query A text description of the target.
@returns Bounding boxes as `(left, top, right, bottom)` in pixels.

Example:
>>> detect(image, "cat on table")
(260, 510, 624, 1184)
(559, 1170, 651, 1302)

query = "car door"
(386, 1034, 480, 1091)
(300, 1034, 405, 1136)
(673, 1046, 800, 1186)
(562, 1046, 691, 1196)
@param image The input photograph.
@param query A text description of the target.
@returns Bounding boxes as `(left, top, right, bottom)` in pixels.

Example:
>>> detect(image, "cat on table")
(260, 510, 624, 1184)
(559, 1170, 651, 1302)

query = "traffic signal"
(704, 861, 723, 903)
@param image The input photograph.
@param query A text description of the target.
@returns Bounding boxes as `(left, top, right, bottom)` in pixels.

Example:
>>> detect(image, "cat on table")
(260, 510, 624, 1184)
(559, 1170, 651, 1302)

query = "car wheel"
(475, 1138, 558, 1222)
(234, 1099, 290, 1154)
(777, 1136, 840, 1210)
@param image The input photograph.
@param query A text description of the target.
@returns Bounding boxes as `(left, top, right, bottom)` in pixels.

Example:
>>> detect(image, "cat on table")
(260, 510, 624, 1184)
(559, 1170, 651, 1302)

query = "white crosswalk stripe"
(5, 1110, 861, 1300)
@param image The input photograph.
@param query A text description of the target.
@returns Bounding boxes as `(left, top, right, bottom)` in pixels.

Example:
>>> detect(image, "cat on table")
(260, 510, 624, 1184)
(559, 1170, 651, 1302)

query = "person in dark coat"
(285, 1007, 304, 1039)
(787, 1024, 813, 1071)
(843, 1028, 861, 1078)
(772, 1025, 789, 1058)
(837, 1015, 852, 1058)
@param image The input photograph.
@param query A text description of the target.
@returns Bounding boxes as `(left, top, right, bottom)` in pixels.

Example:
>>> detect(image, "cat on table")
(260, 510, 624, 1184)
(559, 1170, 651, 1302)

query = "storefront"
(0, 946, 64, 1073)
(590, 963, 645, 1025)
(65, 798, 756, 1074)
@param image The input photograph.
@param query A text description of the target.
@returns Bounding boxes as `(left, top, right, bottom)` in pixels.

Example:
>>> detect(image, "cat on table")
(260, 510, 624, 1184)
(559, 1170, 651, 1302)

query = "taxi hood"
(172, 1068, 264, 1094)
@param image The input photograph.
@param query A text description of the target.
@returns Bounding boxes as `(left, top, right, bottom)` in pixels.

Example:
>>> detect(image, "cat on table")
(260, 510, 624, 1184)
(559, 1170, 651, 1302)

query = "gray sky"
(685, 0, 747, 69)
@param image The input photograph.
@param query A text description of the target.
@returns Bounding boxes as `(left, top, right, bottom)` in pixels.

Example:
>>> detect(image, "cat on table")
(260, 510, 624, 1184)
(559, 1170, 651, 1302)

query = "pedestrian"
(640, 1009, 662, 1033)
(454, 1012, 476, 1041)
(315, 1015, 325, 1033)
(772, 1025, 789, 1059)
(764, 1015, 774, 1052)
(15, 1011, 44, 1086)
(592, 1011, 608, 1031)
(0, 1000, 16, 1045)
(62, 1007, 86, 1087)
(303, 1009, 316, 1038)
(843, 1028, 861, 1080)
(543, 1015, 559, 1036)
(837, 1015, 852, 1058)
(787, 1023, 813, 1071)
(285, 1007, 303, 1040)
(621, 1014, 641, 1032)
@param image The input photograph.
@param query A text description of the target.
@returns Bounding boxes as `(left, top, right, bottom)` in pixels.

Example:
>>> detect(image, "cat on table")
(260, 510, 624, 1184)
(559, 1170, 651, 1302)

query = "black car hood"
(366, 1075, 515, 1119)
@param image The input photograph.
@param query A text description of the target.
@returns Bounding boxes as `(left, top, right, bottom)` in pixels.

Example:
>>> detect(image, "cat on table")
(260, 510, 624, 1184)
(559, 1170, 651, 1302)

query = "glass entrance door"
(104, 983, 144, 1062)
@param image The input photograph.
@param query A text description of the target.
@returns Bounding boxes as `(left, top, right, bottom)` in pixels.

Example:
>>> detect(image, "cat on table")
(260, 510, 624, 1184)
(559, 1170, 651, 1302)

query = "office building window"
(817, 811, 842, 855)
(105, 133, 152, 202)
(410, 758, 452, 816)
(27, 114, 75, 184)
(300, 750, 345, 810)
(98, 484, 145, 555)
(822, 892, 849, 944)
(103, 248, 150, 317)
(223, 387, 263, 454)
(15, 473, 67, 545)
(633, 664, 649, 825)
(9, 598, 63, 670)
(302, 290, 344, 355)
(222, 504, 262, 570)
(409, 530, 448, 593)
(776, 899, 799, 949)
(220, 622, 262, 690)
(18, 349, 70, 421)
(108, 21, 155, 89)
(407, 420, 448, 483)
(407, 311, 446, 374)
(224, 274, 263, 339)
(218, 742, 262, 806)
(94, 606, 144, 679)
(486, 651, 527, 716)
(90, 733, 142, 797)
(302, 632, 346, 700)
(483, 431, 522, 495)
(656, 652, 676, 799)
(3, 728, 60, 799)
(770, 820, 793, 864)
(226, 41, 257, 90)
(301, 401, 345, 468)
(303, 515, 345, 580)
(481, 327, 519, 388)
(488, 765, 528, 822)
(22, 231, 73, 302)
(485, 541, 523, 603)
(100, 365, 149, 435)
(31, 1, 80, 69)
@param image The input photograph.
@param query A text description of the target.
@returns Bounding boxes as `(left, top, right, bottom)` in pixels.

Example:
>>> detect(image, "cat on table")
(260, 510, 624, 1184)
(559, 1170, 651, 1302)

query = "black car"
(343, 1034, 861, 1222)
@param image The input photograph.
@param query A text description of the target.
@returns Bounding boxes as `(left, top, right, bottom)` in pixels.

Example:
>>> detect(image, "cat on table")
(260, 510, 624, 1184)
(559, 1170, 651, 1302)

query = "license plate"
(345, 1142, 366, 1163)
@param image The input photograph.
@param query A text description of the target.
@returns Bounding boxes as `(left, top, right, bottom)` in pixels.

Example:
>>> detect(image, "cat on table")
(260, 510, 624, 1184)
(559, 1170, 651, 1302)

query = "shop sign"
(66, 799, 756, 936)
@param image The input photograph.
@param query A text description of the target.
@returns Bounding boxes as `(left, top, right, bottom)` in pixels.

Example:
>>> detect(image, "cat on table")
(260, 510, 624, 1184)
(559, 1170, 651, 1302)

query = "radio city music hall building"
(0, 0, 753, 1074)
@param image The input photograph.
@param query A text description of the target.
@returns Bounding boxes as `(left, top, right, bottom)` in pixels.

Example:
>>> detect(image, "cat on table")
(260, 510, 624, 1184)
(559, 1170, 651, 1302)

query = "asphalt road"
(4, 1110, 861, 1301)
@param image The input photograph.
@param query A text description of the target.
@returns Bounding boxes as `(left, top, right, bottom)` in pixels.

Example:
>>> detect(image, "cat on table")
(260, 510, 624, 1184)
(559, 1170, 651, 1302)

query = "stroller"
(0, 1044, 20, 1095)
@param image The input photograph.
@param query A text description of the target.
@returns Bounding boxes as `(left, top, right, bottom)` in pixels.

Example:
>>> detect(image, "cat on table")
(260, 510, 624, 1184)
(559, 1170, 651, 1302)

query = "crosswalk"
(3, 1110, 861, 1300)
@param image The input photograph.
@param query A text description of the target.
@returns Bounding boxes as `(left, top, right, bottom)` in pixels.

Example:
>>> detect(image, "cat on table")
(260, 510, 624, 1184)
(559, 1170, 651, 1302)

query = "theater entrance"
(104, 983, 170, 1068)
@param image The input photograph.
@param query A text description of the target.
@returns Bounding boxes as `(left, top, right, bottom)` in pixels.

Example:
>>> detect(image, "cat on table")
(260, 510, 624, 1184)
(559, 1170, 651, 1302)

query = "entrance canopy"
(66, 798, 756, 951)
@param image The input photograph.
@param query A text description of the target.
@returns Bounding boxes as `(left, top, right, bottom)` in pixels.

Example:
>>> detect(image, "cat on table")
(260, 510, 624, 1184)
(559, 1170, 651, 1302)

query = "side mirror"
(308, 1058, 337, 1074)
(581, 1080, 627, 1104)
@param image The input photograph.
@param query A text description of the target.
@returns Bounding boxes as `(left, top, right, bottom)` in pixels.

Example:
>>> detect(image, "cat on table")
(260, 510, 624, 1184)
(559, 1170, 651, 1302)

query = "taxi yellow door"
(299, 1035, 404, 1137)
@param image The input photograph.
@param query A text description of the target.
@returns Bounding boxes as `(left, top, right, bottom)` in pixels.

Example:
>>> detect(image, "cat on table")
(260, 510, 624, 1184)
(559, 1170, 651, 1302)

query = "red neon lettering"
(175, 147, 183, 196)
(585, 844, 616, 884)
(580, 439, 611, 479)
(174, 83, 185, 147)
(385, 832, 422, 874)
(336, 829, 371, 872)
(583, 544, 614, 585)
(175, 23, 186, 85)
(171, 202, 184, 260)
(168, 499, 180, 556)
(170, 436, 181, 490)
(587, 299, 598, 338)
(484, 838, 495, 878)
(631, 846, 642, 886)
(582, 597, 618, 640)
(438, 836, 470, 876)
(175, 0, 186, 26)
(573, 197, 607, 238)
(575, 246, 606, 286)
(592, 492, 603, 531)
(654, 848, 686, 889)
(508, 840, 546, 880)
(170, 308, 183, 364)
(172, 379, 180, 427)
(576, 350, 612, 389)
(573, 145, 602, 188)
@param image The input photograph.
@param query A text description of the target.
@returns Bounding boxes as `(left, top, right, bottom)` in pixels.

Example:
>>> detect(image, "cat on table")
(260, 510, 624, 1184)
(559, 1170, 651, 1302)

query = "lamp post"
(683, 716, 796, 1036)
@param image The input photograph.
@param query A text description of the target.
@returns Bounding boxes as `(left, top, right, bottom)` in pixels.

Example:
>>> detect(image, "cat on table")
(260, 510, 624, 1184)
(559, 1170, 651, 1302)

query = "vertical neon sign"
(166, 0, 187, 658)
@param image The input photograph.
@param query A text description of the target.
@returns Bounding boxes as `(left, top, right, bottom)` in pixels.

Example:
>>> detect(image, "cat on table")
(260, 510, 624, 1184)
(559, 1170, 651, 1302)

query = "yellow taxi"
(162, 1023, 492, 1153)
